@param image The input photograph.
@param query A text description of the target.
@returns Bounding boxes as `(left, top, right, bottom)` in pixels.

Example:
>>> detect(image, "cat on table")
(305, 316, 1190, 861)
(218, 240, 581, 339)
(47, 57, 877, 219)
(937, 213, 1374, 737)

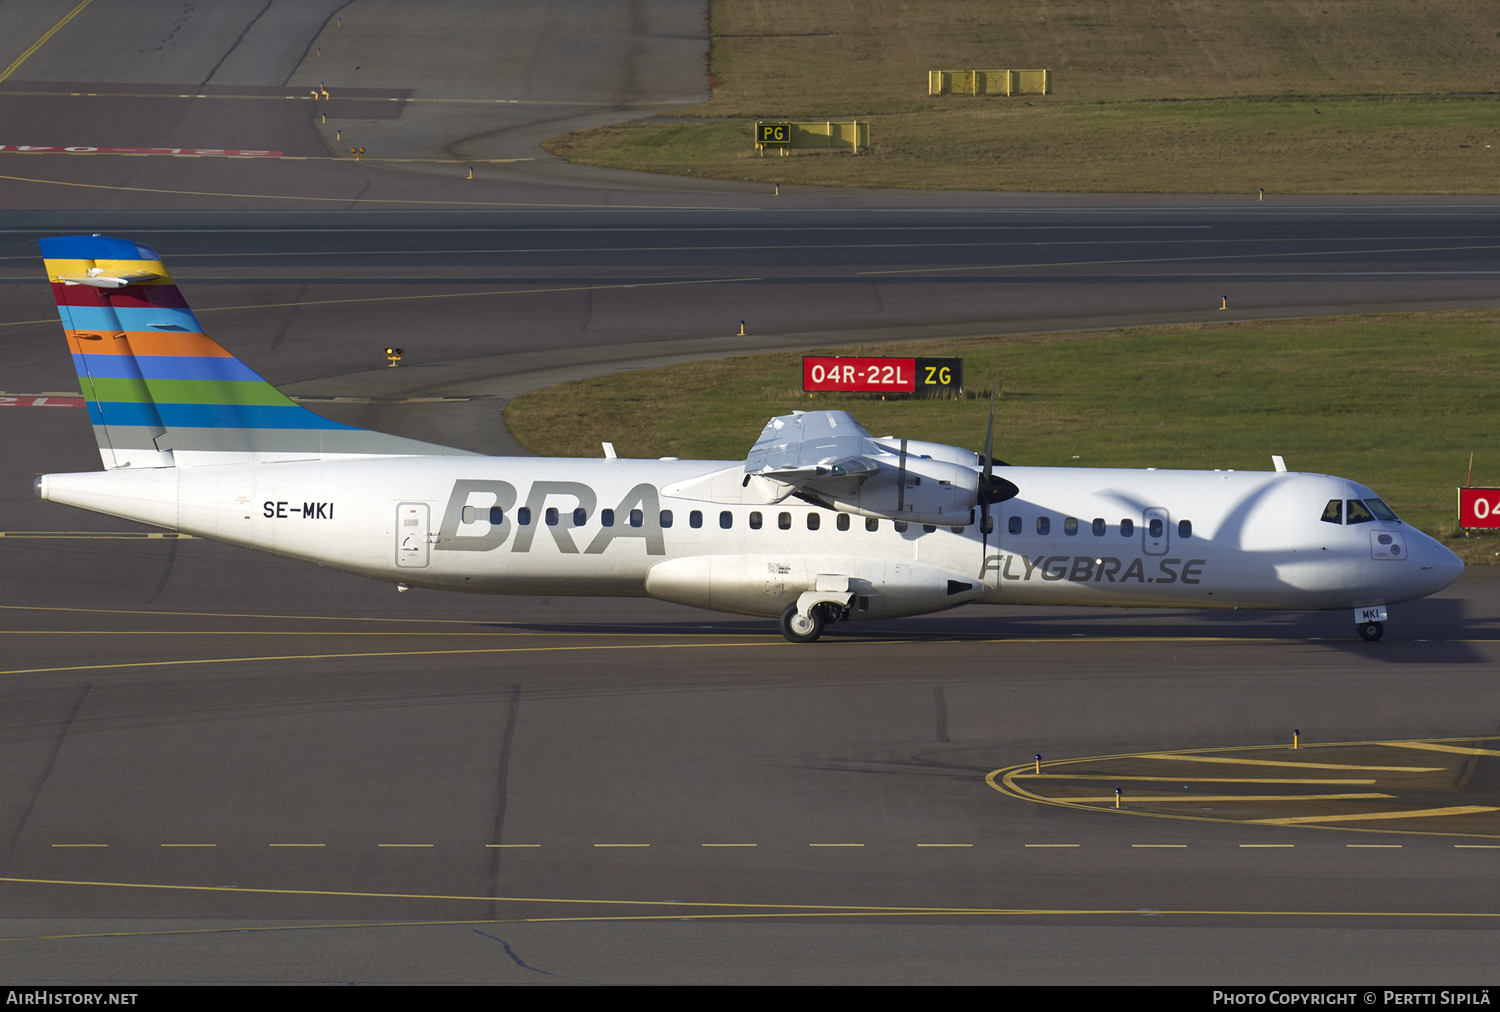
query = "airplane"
(31, 235, 1464, 643)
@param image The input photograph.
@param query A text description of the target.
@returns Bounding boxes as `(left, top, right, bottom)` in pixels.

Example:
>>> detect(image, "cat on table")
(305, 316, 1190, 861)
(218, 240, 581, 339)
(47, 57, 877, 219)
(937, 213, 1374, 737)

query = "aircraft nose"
(1418, 537, 1464, 593)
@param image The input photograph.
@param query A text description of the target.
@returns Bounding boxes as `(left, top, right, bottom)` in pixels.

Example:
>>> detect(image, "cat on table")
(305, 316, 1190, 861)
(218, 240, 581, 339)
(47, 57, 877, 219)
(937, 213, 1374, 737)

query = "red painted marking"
(1459, 487, 1500, 529)
(803, 356, 915, 393)
(0, 395, 85, 408)
(0, 145, 282, 157)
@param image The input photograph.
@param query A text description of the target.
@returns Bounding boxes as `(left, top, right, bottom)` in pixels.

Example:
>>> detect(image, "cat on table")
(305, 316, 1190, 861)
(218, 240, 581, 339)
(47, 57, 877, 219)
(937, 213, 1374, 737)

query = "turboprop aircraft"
(32, 235, 1464, 642)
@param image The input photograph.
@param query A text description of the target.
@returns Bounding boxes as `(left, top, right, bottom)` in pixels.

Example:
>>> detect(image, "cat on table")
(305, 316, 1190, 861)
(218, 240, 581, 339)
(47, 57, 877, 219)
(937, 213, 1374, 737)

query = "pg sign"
(1458, 487, 1500, 529)
(802, 356, 963, 395)
(757, 122, 792, 146)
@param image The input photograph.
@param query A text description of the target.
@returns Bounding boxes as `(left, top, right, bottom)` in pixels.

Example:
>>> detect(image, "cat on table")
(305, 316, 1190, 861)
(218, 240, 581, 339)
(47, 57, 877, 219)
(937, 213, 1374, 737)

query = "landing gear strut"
(780, 602, 826, 643)
(1358, 621, 1384, 642)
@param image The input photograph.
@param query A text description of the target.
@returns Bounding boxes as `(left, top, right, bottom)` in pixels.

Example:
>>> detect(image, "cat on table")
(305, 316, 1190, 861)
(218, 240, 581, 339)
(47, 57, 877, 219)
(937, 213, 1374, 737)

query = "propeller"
(897, 438, 908, 516)
(977, 390, 1020, 566)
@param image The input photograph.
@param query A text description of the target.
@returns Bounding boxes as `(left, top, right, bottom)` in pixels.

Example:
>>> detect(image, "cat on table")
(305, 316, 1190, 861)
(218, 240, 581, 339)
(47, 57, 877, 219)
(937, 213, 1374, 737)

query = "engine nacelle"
(827, 457, 979, 525)
(870, 439, 980, 468)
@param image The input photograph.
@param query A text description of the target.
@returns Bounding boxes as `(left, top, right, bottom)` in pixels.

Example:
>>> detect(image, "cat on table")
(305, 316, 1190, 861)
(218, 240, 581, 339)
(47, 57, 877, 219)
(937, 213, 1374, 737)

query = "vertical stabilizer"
(40, 235, 478, 468)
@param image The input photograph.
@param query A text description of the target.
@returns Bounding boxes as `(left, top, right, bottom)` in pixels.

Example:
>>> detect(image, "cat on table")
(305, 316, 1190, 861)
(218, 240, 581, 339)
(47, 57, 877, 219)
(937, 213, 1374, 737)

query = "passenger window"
(922, 524, 937, 533)
(1178, 519, 1192, 538)
(573, 508, 586, 526)
(601, 508, 615, 528)
(660, 510, 672, 528)
(462, 505, 477, 524)
(1366, 497, 1400, 522)
(1346, 499, 1374, 524)
(629, 508, 644, 528)
(1092, 518, 1105, 537)
(1064, 517, 1078, 536)
(489, 506, 504, 525)
(837, 514, 850, 531)
(807, 513, 820, 531)
(1149, 518, 1163, 538)
(1036, 516, 1050, 536)
(545, 507, 559, 527)
(894, 521, 909, 533)
(778, 512, 791, 530)
(719, 511, 732, 529)
(1120, 518, 1133, 537)
(690, 510, 703, 529)
(749, 511, 763, 530)
(518, 507, 532, 526)
(1320, 499, 1342, 525)
(866, 517, 879, 532)
(1008, 516, 1022, 535)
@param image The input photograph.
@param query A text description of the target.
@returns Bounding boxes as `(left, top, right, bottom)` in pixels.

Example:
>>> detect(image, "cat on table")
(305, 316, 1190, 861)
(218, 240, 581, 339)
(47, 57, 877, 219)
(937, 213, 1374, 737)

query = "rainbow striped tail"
(40, 235, 476, 468)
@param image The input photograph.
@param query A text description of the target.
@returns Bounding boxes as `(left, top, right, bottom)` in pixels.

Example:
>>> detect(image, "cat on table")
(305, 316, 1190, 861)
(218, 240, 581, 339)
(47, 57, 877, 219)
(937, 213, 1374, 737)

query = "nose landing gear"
(1354, 605, 1388, 642)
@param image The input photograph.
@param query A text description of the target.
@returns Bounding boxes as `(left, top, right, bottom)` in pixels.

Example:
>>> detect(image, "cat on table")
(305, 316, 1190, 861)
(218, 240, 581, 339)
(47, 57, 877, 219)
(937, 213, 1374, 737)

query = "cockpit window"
(1320, 499, 1342, 525)
(1365, 497, 1400, 522)
(1345, 499, 1375, 524)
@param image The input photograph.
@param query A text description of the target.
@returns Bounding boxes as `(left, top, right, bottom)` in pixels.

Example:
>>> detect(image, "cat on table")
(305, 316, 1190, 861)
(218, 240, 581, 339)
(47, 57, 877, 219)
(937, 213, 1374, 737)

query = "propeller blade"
(897, 438, 908, 516)
(979, 391, 996, 563)
(982, 390, 995, 481)
(977, 389, 1019, 576)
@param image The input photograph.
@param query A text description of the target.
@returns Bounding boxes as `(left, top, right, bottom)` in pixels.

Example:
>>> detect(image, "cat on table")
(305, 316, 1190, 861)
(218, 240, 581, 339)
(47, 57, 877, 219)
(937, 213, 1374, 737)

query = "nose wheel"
(1358, 621, 1384, 642)
(780, 603, 826, 643)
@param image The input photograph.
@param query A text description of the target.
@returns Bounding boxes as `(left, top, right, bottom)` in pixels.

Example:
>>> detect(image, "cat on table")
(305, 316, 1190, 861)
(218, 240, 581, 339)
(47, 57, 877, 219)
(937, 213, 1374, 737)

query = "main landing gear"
(780, 602, 827, 643)
(1358, 621, 1385, 642)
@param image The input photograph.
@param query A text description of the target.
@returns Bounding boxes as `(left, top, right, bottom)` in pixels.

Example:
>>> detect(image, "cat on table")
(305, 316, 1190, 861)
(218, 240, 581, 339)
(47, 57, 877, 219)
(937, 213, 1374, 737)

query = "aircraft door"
(1142, 507, 1170, 556)
(396, 503, 431, 568)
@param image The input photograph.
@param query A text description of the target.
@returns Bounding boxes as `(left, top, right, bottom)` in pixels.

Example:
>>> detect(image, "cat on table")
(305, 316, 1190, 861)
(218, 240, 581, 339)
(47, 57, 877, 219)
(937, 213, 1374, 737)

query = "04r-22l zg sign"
(802, 356, 962, 394)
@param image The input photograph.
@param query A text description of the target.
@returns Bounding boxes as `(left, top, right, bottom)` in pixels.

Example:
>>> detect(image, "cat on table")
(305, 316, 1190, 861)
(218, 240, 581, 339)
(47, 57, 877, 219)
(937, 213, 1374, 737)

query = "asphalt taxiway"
(1, 0, 1499, 986)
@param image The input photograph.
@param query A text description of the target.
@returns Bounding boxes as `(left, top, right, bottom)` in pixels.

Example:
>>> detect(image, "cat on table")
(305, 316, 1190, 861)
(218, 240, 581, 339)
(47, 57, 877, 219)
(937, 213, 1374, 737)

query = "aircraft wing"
(739, 409, 1012, 524)
(744, 410, 871, 475)
(743, 411, 880, 502)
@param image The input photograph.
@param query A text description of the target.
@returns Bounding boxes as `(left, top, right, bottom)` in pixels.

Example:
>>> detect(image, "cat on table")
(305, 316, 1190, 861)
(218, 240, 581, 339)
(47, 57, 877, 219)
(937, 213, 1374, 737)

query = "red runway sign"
(802, 356, 963, 394)
(804, 356, 914, 392)
(1458, 487, 1500, 529)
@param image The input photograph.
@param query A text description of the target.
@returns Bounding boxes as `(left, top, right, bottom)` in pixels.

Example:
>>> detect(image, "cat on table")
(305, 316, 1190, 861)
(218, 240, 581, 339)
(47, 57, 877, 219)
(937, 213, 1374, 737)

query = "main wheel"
(780, 603, 825, 643)
(1358, 621, 1384, 642)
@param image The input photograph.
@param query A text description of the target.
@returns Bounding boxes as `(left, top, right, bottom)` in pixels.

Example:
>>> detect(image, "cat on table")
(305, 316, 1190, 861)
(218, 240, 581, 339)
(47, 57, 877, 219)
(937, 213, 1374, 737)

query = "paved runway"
(2, 0, 1499, 986)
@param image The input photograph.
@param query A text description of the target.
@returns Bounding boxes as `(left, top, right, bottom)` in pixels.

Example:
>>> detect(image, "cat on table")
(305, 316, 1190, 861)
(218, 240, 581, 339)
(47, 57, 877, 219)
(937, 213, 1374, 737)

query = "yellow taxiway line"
(1251, 806, 1499, 826)
(1132, 754, 1442, 772)
(0, 0, 96, 83)
(1013, 775, 1378, 785)
(987, 736, 1500, 841)
(1383, 741, 1500, 758)
(5, 873, 1500, 943)
(0, 640, 796, 677)
(1070, 793, 1394, 803)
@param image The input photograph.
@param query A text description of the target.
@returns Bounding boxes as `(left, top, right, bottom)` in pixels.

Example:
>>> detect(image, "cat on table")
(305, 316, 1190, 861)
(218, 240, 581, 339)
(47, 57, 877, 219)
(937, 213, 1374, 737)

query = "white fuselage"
(37, 455, 1464, 621)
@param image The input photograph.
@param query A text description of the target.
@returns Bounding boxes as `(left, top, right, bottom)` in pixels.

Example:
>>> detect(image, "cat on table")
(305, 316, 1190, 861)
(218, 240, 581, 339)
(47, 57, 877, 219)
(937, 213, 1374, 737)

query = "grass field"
(505, 310, 1500, 562)
(546, 1, 1500, 193)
